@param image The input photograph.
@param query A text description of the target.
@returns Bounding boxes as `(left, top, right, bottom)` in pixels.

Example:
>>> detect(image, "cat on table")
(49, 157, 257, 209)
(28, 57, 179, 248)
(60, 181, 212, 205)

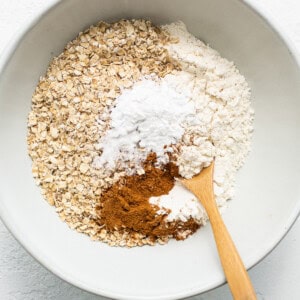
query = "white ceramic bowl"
(0, 1, 300, 299)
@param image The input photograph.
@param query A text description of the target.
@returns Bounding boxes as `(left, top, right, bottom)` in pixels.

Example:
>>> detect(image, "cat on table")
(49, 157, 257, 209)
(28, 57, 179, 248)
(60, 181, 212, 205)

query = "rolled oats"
(27, 19, 179, 247)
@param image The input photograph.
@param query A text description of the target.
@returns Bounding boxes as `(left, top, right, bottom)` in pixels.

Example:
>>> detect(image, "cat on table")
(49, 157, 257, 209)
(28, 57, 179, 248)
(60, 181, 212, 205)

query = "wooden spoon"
(181, 161, 257, 300)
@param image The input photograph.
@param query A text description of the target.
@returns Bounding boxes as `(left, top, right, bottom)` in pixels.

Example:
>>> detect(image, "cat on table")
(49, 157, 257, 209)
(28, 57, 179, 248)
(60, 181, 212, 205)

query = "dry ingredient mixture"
(27, 19, 254, 247)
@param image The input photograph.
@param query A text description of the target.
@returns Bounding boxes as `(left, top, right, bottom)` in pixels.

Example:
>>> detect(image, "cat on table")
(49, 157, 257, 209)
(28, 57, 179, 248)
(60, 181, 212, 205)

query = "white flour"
(152, 22, 253, 220)
(95, 21, 254, 224)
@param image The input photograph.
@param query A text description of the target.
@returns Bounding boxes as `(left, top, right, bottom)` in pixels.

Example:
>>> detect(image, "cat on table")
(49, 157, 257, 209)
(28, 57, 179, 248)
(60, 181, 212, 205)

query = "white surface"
(0, 1, 299, 299)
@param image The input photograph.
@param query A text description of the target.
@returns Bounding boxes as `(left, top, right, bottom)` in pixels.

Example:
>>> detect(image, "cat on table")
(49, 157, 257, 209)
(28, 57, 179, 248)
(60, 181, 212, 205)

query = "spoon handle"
(205, 201, 257, 300)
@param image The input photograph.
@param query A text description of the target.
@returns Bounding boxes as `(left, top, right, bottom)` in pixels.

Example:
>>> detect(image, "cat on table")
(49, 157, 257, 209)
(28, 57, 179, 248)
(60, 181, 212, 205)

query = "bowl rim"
(0, 0, 300, 299)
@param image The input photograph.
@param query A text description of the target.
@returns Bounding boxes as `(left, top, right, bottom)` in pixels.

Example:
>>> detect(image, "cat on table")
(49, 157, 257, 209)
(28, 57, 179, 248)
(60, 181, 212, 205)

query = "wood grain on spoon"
(181, 161, 257, 300)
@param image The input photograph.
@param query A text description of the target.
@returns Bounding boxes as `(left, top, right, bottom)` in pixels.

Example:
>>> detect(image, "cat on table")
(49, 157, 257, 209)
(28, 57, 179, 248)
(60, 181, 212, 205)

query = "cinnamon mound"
(97, 153, 200, 240)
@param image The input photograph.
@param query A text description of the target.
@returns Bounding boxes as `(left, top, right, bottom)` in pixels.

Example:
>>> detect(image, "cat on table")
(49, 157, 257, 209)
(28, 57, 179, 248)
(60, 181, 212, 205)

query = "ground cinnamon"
(97, 153, 200, 240)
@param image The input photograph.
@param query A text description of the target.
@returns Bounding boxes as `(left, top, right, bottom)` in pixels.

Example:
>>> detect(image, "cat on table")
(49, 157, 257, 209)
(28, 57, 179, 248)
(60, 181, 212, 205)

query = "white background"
(0, 1, 299, 299)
